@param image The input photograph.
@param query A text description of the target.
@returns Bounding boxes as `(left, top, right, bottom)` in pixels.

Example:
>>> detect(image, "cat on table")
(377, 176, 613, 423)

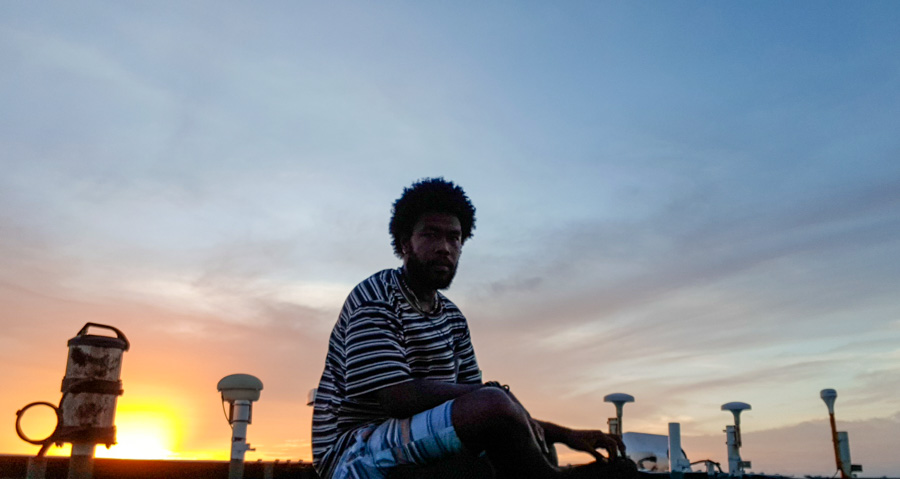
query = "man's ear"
(400, 238, 411, 257)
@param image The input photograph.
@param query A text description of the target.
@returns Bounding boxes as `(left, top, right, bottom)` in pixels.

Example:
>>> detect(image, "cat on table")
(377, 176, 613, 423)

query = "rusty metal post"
(828, 412, 847, 478)
(15, 323, 128, 479)
(821, 389, 848, 479)
(59, 324, 130, 479)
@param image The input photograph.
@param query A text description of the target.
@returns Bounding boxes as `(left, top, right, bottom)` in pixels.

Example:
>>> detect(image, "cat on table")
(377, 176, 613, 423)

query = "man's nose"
(435, 236, 456, 255)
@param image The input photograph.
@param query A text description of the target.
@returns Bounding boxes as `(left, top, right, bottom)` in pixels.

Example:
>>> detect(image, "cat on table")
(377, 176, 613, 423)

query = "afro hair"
(389, 177, 476, 258)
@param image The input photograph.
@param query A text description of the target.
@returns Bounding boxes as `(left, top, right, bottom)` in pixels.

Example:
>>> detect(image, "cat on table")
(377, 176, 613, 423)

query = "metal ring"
(15, 401, 61, 445)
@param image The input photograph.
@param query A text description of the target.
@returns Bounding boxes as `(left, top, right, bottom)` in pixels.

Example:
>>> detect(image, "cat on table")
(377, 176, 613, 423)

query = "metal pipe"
(725, 426, 742, 476)
(25, 457, 47, 479)
(829, 412, 847, 478)
(603, 393, 634, 437)
(837, 431, 852, 478)
(68, 443, 95, 479)
(668, 422, 685, 478)
(228, 399, 253, 479)
(615, 404, 624, 435)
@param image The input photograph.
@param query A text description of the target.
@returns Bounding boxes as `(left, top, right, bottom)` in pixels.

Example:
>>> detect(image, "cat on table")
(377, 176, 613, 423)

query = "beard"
(405, 251, 458, 292)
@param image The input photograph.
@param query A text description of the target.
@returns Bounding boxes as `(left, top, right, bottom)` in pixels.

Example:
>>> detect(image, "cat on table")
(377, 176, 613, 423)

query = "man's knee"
(452, 387, 529, 437)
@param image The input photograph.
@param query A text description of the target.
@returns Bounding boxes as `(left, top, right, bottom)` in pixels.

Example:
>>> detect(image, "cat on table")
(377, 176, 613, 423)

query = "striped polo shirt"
(311, 268, 482, 479)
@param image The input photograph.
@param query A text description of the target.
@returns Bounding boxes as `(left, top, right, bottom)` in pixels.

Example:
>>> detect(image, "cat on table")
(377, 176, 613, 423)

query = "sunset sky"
(2, 1, 899, 476)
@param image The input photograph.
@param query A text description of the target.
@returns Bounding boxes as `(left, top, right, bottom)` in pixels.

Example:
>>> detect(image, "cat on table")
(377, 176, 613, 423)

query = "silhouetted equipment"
(820, 388, 862, 478)
(15, 323, 129, 479)
(622, 431, 686, 473)
(667, 423, 691, 477)
(603, 393, 634, 438)
(720, 402, 751, 476)
(218, 373, 264, 479)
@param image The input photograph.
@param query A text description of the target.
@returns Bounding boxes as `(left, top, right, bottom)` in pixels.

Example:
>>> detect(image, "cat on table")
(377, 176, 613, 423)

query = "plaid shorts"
(332, 399, 465, 479)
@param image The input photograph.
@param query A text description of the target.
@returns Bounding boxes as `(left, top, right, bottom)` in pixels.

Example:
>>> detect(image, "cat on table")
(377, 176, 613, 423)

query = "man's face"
(402, 212, 462, 291)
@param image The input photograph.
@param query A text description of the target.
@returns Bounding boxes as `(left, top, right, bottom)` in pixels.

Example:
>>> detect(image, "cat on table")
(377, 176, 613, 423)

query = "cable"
(222, 395, 234, 429)
(690, 459, 723, 474)
(637, 456, 658, 471)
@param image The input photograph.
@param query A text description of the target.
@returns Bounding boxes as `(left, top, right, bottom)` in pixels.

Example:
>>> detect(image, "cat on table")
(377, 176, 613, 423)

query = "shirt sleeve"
(343, 302, 412, 398)
(455, 325, 482, 384)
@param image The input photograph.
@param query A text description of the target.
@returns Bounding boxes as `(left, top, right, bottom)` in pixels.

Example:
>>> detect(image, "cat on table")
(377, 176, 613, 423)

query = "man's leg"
(451, 387, 565, 479)
(335, 399, 476, 479)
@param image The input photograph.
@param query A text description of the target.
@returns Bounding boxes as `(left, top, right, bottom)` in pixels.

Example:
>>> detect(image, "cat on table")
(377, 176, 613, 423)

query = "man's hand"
(486, 384, 624, 462)
(563, 429, 626, 462)
(529, 418, 551, 456)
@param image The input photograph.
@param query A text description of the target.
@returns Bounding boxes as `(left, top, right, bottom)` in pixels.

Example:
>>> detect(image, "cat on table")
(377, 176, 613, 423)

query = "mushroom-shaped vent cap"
(721, 401, 751, 412)
(218, 374, 264, 402)
(820, 389, 837, 400)
(603, 393, 635, 404)
(820, 389, 837, 412)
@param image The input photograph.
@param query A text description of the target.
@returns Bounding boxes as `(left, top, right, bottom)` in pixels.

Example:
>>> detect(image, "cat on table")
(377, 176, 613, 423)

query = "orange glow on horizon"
(93, 402, 181, 460)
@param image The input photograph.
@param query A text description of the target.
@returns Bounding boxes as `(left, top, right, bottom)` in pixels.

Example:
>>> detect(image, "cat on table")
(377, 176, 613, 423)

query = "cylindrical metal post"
(68, 443, 95, 479)
(668, 422, 684, 478)
(837, 432, 852, 478)
(229, 399, 253, 479)
(725, 425, 742, 476)
(603, 394, 633, 437)
(26, 457, 48, 479)
(607, 417, 619, 436)
(733, 414, 742, 448)
(615, 405, 624, 435)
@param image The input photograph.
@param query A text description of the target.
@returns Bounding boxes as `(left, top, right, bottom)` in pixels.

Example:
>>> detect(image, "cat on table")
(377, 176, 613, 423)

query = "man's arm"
(536, 420, 626, 460)
(371, 379, 484, 418)
(499, 386, 626, 460)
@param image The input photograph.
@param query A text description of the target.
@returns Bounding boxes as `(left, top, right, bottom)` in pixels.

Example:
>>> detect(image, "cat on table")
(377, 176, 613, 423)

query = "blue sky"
(2, 1, 899, 475)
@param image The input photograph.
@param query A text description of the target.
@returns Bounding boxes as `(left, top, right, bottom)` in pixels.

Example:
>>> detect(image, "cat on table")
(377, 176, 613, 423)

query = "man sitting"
(311, 178, 635, 479)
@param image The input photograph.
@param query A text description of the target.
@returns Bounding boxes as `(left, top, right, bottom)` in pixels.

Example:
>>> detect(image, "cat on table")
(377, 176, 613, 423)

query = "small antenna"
(821, 388, 855, 479)
(218, 374, 264, 479)
(721, 401, 751, 476)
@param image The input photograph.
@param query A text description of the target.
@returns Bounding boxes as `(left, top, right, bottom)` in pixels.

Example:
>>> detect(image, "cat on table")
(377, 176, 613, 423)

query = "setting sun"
(93, 402, 181, 460)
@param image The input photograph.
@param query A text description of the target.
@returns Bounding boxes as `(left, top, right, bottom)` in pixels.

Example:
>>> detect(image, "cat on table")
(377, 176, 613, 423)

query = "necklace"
(397, 268, 438, 315)
(396, 269, 461, 380)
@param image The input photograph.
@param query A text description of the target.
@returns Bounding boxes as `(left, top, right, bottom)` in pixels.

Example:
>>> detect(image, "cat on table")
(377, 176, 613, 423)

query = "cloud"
(463, 170, 900, 333)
